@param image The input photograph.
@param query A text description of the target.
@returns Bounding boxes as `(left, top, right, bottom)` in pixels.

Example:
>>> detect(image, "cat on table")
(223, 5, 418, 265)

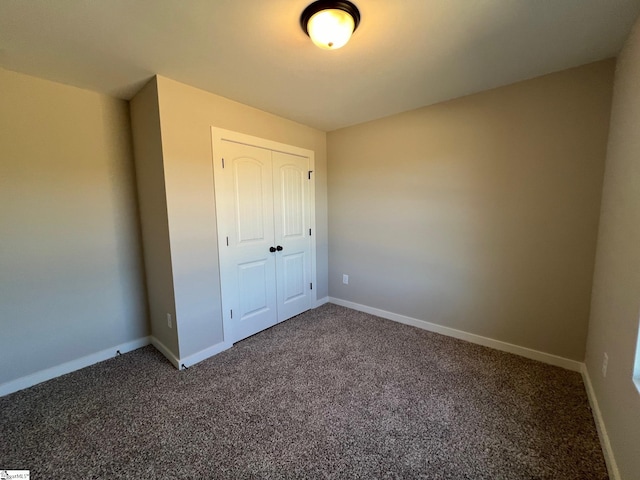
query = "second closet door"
(272, 151, 312, 322)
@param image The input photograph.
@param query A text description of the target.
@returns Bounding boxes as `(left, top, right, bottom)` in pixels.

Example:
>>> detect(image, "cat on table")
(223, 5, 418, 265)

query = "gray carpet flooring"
(1, 304, 607, 479)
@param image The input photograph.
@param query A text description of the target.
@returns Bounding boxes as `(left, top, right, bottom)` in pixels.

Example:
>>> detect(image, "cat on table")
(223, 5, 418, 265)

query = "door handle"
(269, 246, 276, 253)
(276, 245, 283, 251)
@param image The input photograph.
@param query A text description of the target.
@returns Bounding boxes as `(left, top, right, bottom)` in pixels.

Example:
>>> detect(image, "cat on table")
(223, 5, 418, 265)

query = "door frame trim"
(210, 127, 317, 344)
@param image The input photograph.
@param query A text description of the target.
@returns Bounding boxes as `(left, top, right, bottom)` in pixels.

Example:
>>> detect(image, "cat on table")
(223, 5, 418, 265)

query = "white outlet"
(167, 313, 172, 329)
(602, 352, 608, 377)
(343, 274, 349, 285)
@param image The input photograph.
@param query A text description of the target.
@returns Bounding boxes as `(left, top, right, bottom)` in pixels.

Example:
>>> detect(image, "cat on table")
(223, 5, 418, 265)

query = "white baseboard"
(0, 336, 151, 397)
(178, 341, 232, 369)
(149, 336, 232, 370)
(315, 296, 330, 308)
(581, 365, 620, 480)
(149, 336, 181, 369)
(328, 297, 583, 372)
(0, 334, 233, 396)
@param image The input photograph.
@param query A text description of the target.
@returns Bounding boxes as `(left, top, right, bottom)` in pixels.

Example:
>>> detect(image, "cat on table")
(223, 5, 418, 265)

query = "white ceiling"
(1, 0, 640, 131)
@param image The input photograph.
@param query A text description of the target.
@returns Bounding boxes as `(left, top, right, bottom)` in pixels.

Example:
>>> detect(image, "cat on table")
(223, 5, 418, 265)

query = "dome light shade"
(301, 1, 360, 50)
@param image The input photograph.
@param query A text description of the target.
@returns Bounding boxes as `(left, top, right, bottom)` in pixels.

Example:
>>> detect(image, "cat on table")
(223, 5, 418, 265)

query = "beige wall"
(328, 60, 614, 361)
(155, 76, 327, 358)
(585, 16, 640, 480)
(0, 68, 148, 385)
(129, 78, 179, 357)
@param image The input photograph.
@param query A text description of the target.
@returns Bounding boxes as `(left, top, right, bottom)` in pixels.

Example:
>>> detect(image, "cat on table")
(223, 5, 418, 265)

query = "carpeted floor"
(0, 304, 607, 479)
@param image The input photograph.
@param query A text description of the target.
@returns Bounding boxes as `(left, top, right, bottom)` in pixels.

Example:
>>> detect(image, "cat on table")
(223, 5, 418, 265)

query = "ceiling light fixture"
(300, 0, 361, 50)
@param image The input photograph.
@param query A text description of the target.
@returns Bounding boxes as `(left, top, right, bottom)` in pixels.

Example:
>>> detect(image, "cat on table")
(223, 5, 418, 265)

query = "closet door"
(216, 140, 278, 342)
(272, 151, 312, 321)
(213, 128, 316, 345)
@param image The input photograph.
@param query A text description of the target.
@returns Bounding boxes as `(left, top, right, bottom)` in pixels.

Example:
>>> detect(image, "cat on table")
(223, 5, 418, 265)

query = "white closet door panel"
(280, 167, 305, 238)
(272, 151, 312, 321)
(234, 257, 277, 340)
(282, 251, 306, 299)
(234, 160, 269, 244)
(216, 140, 277, 343)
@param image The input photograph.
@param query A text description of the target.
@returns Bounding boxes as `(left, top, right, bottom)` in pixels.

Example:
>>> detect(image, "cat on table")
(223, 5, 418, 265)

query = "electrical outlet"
(167, 313, 172, 329)
(602, 352, 608, 377)
(343, 274, 349, 285)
